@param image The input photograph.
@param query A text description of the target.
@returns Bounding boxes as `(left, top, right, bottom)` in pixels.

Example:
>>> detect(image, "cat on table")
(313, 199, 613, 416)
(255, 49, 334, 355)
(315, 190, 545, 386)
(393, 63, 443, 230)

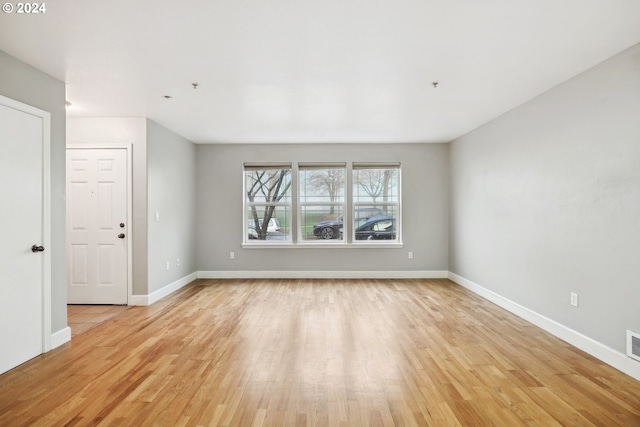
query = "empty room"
(1, 1, 640, 426)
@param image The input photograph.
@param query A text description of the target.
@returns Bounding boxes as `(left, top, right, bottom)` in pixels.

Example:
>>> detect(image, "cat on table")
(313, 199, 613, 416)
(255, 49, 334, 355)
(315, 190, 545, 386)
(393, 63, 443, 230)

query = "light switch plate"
(570, 292, 579, 307)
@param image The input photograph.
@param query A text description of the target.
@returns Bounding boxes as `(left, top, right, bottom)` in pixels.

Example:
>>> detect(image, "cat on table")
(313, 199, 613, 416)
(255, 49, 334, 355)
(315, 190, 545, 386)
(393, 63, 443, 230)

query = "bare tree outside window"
(246, 168, 291, 240)
(353, 169, 396, 205)
(306, 169, 344, 215)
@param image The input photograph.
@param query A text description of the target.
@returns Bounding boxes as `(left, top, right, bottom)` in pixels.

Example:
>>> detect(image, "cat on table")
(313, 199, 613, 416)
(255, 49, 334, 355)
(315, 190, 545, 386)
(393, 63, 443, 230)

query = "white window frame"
(243, 163, 292, 244)
(352, 163, 401, 245)
(242, 162, 402, 248)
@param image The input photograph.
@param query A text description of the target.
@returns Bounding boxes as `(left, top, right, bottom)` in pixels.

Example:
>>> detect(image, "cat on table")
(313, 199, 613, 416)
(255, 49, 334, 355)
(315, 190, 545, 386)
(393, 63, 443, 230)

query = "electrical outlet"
(176, 258, 180, 267)
(408, 251, 413, 259)
(229, 251, 235, 260)
(155, 211, 160, 222)
(165, 261, 170, 271)
(570, 292, 579, 307)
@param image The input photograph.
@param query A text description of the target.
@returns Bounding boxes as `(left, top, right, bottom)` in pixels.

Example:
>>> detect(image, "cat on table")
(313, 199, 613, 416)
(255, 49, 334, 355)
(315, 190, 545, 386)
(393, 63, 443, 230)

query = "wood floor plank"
(1, 278, 640, 426)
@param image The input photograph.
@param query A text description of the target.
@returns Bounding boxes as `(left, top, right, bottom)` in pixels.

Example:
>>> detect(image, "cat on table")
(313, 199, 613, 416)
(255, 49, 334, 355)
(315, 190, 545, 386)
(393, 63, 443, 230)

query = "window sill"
(242, 242, 404, 249)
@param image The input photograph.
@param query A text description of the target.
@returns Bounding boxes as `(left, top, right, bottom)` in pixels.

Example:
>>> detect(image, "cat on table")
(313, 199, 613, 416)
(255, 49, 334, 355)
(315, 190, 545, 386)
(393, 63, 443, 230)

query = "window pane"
(353, 169, 398, 203)
(300, 168, 345, 203)
(245, 169, 292, 204)
(301, 205, 344, 241)
(354, 205, 397, 241)
(353, 205, 392, 227)
(246, 206, 291, 241)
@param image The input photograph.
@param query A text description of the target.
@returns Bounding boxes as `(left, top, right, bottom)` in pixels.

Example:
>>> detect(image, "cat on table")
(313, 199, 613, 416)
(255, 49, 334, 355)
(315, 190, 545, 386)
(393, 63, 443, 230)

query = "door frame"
(0, 94, 51, 352)
(66, 144, 133, 304)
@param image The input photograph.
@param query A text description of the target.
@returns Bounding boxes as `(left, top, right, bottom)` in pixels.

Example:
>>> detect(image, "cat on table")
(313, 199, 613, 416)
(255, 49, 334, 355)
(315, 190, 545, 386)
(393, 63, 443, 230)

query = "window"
(244, 163, 292, 242)
(299, 163, 346, 241)
(244, 162, 400, 245)
(353, 163, 400, 242)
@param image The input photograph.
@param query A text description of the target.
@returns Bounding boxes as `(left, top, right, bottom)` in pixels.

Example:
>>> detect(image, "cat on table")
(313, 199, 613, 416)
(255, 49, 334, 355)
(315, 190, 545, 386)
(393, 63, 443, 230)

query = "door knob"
(31, 245, 45, 252)
(118, 233, 125, 239)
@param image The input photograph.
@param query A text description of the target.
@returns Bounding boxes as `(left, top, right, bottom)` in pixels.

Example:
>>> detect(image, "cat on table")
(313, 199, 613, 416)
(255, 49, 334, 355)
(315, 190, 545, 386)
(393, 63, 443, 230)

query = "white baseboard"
(197, 270, 449, 279)
(448, 272, 640, 382)
(51, 327, 71, 349)
(130, 272, 198, 306)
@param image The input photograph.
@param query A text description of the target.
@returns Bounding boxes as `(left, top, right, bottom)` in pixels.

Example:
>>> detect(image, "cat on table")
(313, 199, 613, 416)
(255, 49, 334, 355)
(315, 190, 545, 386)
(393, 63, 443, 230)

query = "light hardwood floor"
(1, 278, 640, 426)
(67, 304, 131, 336)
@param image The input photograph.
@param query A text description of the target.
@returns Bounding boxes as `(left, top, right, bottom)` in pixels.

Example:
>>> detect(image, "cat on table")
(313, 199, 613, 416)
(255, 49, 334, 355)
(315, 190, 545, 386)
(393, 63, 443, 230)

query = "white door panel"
(0, 98, 48, 375)
(67, 149, 127, 304)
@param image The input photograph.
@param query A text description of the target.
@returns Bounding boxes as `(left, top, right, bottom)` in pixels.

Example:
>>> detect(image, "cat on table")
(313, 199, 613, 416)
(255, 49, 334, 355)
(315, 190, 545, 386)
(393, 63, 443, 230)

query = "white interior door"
(67, 148, 128, 304)
(0, 97, 50, 375)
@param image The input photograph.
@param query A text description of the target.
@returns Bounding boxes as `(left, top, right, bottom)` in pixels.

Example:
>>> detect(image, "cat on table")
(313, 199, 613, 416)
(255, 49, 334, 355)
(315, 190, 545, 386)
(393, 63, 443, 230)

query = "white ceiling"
(1, 1, 639, 144)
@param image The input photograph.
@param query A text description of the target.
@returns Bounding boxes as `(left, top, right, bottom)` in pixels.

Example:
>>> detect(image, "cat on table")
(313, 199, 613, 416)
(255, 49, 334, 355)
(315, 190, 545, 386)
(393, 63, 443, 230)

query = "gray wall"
(0, 50, 67, 333)
(196, 143, 449, 272)
(449, 43, 640, 354)
(147, 120, 197, 293)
